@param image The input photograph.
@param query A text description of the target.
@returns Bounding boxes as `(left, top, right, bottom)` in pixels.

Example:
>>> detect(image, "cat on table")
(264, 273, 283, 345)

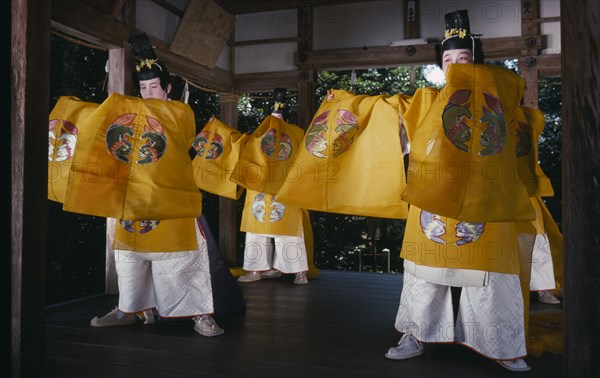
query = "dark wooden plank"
(11, 0, 51, 377)
(520, 0, 540, 102)
(45, 271, 563, 377)
(0, 1, 13, 376)
(218, 96, 240, 265)
(535, 54, 561, 77)
(297, 70, 316, 130)
(295, 36, 543, 70)
(561, 1, 600, 376)
(232, 37, 302, 47)
(1, 2, 12, 377)
(296, 7, 316, 130)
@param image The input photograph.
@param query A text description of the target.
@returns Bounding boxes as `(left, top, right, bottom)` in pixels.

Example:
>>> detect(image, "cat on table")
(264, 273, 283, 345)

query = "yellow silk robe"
(113, 217, 198, 252)
(240, 189, 304, 237)
(402, 64, 535, 222)
(401, 64, 554, 274)
(401, 205, 520, 274)
(48, 96, 99, 203)
(513, 106, 554, 197)
(231, 115, 305, 195)
(276, 90, 411, 219)
(63, 93, 202, 220)
(192, 117, 248, 199)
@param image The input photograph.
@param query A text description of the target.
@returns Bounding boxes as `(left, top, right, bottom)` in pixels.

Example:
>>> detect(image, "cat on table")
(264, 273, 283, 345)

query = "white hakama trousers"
(114, 223, 214, 317)
(529, 233, 557, 291)
(395, 270, 527, 360)
(242, 232, 308, 274)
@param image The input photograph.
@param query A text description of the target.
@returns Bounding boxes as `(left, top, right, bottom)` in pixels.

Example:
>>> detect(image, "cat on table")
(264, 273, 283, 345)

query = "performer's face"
(442, 48, 473, 76)
(139, 77, 170, 100)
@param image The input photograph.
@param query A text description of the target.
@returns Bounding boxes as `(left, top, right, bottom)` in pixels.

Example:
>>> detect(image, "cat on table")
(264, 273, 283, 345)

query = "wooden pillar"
(1, 0, 11, 374)
(561, 1, 600, 376)
(104, 0, 136, 294)
(105, 48, 125, 294)
(519, 0, 540, 108)
(105, 45, 135, 294)
(11, 0, 51, 377)
(298, 71, 316, 129)
(297, 6, 315, 129)
(219, 93, 240, 265)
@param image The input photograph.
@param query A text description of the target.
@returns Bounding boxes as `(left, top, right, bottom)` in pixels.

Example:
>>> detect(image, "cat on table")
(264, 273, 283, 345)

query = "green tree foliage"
(317, 66, 431, 102)
(234, 91, 299, 264)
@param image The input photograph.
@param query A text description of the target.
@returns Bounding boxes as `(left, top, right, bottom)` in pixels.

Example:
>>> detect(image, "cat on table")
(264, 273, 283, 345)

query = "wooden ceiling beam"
(150, 0, 185, 18)
(233, 70, 304, 93)
(213, 0, 367, 14)
(51, 0, 232, 92)
(295, 35, 543, 70)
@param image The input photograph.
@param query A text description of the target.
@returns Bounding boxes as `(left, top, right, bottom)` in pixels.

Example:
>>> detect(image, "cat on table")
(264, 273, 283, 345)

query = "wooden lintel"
(232, 37, 302, 47)
(233, 70, 303, 93)
(531, 16, 560, 23)
(51, 0, 232, 92)
(295, 36, 543, 70)
(520, 54, 561, 77)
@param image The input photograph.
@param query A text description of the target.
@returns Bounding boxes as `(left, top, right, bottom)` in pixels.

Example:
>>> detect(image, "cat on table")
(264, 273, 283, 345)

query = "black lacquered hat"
(441, 9, 481, 54)
(128, 31, 170, 89)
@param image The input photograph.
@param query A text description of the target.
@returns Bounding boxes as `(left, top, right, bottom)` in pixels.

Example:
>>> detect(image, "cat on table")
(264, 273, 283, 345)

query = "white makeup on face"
(139, 77, 170, 100)
(442, 48, 474, 76)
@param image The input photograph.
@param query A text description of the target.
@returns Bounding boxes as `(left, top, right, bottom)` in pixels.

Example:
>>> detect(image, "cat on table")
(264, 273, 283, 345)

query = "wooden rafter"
(51, 0, 233, 92)
(213, 0, 368, 15)
(150, 0, 185, 18)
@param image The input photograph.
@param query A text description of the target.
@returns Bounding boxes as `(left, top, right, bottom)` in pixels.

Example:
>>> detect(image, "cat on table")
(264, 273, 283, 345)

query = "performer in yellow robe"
(384, 10, 541, 373)
(48, 96, 99, 203)
(234, 88, 314, 284)
(192, 116, 248, 200)
(275, 89, 411, 219)
(78, 32, 224, 336)
(61, 90, 202, 221)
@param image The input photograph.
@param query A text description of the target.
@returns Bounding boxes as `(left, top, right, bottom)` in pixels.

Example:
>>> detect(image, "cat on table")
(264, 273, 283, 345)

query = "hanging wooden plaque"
(169, 0, 234, 69)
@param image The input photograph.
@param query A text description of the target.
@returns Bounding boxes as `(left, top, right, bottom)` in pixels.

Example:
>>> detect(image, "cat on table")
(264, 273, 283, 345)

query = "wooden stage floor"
(44, 270, 563, 377)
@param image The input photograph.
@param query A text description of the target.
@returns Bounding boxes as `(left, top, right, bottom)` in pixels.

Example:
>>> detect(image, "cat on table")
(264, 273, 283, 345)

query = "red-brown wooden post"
(11, 0, 51, 377)
(561, 0, 600, 376)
